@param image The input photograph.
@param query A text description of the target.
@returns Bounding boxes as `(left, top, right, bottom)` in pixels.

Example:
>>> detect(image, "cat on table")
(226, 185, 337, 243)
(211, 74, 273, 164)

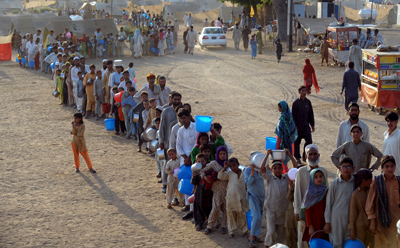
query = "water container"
(309, 239, 333, 248)
(29, 61, 35, 68)
(344, 239, 366, 248)
(50, 61, 56, 69)
(99, 38, 105, 44)
(104, 118, 115, 131)
(21, 57, 26, 65)
(47, 46, 52, 53)
(16, 57, 19, 63)
(265, 137, 277, 150)
(101, 103, 111, 114)
(195, 115, 214, 133)
(178, 179, 193, 195)
(246, 209, 252, 230)
(178, 164, 192, 180)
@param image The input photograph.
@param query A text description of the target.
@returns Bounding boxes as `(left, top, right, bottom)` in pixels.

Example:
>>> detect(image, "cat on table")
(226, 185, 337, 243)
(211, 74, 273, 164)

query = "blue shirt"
(111, 72, 123, 87)
(342, 69, 361, 98)
(244, 167, 265, 200)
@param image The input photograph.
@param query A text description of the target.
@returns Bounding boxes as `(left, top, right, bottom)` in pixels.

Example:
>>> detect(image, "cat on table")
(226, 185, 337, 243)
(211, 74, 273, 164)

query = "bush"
(11, 10, 19, 14)
(33, 9, 39, 13)
(40, 7, 51, 13)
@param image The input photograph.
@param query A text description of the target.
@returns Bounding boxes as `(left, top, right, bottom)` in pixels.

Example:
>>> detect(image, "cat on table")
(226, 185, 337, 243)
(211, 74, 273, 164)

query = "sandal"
(203, 228, 212, 234)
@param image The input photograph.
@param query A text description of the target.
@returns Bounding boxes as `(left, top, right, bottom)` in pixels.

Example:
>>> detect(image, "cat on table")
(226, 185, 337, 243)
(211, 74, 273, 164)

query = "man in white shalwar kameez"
(158, 30, 165, 56)
(348, 39, 362, 76)
(187, 26, 197, 55)
(133, 28, 142, 58)
(26, 36, 35, 66)
(183, 13, 188, 27)
(383, 111, 400, 175)
(186, 14, 194, 27)
(232, 23, 241, 50)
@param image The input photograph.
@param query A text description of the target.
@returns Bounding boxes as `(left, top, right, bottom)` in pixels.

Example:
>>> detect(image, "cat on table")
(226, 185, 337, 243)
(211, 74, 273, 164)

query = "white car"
(198, 27, 226, 49)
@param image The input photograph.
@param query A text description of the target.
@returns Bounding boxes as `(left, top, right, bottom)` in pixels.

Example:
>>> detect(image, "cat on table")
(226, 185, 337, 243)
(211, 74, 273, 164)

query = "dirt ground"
(1, 23, 398, 247)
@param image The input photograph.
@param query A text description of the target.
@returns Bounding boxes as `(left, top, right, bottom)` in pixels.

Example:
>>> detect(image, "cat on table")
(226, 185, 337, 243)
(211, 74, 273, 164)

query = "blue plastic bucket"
(21, 57, 26, 65)
(29, 61, 35, 68)
(265, 137, 277, 150)
(195, 115, 214, 133)
(246, 209, 252, 230)
(344, 239, 366, 248)
(47, 46, 52, 52)
(309, 238, 333, 248)
(104, 118, 115, 131)
(99, 38, 104, 44)
(178, 165, 192, 180)
(16, 57, 19, 63)
(50, 61, 56, 69)
(178, 179, 193, 195)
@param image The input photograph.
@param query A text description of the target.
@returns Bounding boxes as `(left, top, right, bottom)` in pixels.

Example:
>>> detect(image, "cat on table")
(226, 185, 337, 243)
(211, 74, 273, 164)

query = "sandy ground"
(1, 24, 398, 247)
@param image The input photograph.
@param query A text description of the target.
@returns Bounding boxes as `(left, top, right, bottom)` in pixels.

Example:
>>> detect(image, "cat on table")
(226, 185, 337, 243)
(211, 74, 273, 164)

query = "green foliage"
(217, 0, 263, 6)
(33, 9, 39, 13)
(11, 10, 20, 14)
(40, 7, 52, 13)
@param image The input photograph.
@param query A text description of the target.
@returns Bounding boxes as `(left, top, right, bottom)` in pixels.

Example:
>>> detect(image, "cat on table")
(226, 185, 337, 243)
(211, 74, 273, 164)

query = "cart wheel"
(368, 104, 375, 111)
(375, 107, 383, 115)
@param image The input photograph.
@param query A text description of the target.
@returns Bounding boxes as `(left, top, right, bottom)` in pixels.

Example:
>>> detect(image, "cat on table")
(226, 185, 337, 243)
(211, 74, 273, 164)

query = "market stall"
(327, 25, 359, 65)
(360, 49, 400, 114)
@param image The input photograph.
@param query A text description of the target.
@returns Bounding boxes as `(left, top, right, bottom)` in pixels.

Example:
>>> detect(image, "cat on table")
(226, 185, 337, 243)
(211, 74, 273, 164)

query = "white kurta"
(176, 122, 198, 158)
(187, 30, 197, 48)
(383, 128, 400, 175)
(336, 119, 370, 148)
(349, 45, 363, 76)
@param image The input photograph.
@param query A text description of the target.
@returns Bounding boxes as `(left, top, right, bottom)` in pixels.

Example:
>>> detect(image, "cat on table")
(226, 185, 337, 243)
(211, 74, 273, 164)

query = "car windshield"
(204, 28, 223, 34)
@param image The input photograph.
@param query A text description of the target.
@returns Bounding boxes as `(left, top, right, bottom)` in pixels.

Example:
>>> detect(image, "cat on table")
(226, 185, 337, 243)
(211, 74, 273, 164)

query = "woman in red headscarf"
(303, 59, 320, 94)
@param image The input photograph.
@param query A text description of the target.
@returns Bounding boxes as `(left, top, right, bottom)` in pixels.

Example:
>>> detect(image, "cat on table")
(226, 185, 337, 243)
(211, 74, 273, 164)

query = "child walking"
(324, 157, 354, 248)
(218, 157, 249, 238)
(366, 155, 400, 248)
(276, 39, 282, 63)
(250, 35, 257, 59)
(349, 169, 374, 247)
(165, 148, 184, 209)
(71, 113, 96, 173)
(300, 168, 329, 242)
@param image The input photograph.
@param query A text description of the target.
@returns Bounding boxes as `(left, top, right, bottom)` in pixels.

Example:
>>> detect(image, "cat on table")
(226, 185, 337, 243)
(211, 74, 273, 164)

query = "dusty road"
(0, 24, 396, 247)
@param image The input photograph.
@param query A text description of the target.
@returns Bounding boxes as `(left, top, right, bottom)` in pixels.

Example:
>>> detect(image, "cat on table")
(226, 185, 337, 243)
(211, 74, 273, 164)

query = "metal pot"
(141, 133, 151, 142)
(144, 127, 157, 141)
(132, 113, 139, 123)
(149, 139, 159, 152)
(191, 163, 203, 172)
(156, 130, 159, 139)
(156, 148, 165, 161)
(271, 150, 286, 161)
(52, 90, 60, 97)
(250, 152, 269, 171)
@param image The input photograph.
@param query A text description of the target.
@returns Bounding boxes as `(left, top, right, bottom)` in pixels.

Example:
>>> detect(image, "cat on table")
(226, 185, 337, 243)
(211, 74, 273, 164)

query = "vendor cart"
(327, 25, 359, 65)
(360, 49, 400, 114)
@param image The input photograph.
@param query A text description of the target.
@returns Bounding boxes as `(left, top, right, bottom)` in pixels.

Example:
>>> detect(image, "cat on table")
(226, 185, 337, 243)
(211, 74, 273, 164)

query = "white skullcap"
(397, 219, 400, 234)
(102, 59, 107, 63)
(73, 57, 79, 60)
(270, 244, 289, 248)
(305, 144, 318, 153)
(55, 62, 60, 66)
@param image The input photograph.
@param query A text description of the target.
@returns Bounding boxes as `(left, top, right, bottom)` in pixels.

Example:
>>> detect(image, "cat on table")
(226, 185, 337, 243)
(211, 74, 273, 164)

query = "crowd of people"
(13, 13, 400, 248)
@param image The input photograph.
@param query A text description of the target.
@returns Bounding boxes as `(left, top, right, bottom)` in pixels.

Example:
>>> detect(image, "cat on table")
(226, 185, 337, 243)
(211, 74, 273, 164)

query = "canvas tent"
(0, 0, 23, 10)
(217, 6, 243, 23)
(297, 17, 337, 35)
(79, 1, 128, 17)
(44, 18, 118, 37)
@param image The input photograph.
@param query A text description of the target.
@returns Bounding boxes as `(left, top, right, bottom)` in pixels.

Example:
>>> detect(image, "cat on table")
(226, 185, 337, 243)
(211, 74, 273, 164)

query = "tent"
(0, 0, 23, 10)
(297, 17, 337, 35)
(44, 18, 119, 37)
(217, 6, 243, 23)
(79, 1, 128, 17)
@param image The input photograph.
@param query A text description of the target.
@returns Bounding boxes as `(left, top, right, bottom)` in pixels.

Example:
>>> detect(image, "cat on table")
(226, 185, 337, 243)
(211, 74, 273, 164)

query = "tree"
(262, 0, 287, 41)
(218, 0, 263, 25)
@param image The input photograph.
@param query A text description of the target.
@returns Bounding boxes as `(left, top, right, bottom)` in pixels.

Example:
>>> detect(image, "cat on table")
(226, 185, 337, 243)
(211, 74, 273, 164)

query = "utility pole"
(287, 0, 293, 51)
(111, 0, 113, 18)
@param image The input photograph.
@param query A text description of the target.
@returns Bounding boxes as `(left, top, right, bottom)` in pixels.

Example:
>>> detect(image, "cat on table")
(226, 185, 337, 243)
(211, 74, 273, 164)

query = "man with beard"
(336, 102, 369, 148)
(294, 144, 329, 248)
(158, 76, 171, 106)
(159, 92, 183, 193)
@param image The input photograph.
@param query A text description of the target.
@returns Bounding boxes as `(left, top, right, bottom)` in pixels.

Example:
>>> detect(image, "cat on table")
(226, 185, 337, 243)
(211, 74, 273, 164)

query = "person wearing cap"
(331, 124, 382, 172)
(134, 73, 160, 105)
(109, 60, 123, 90)
(94, 27, 103, 57)
(294, 144, 329, 248)
(83, 64, 97, 118)
(383, 112, 400, 175)
(101, 59, 108, 77)
(336, 102, 370, 149)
